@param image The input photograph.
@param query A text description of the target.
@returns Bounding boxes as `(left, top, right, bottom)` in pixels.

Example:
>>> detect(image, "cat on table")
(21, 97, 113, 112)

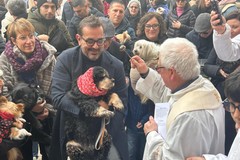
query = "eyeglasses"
(81, 37, 105, 46)
(145, 24, 160, 30)
(223, 98, 240, 113)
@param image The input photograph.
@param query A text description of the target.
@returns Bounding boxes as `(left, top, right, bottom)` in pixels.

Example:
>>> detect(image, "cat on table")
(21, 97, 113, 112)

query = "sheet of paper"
(154, 103, 170, 140)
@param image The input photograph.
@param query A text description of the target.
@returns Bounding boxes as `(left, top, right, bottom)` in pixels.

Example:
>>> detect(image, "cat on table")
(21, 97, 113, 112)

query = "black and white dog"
(65, 66, 124, 160)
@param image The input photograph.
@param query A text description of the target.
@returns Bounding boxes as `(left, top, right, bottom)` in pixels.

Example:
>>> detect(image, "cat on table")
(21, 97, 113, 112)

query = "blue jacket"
(126, 85, 154, 132)
(49, 46, 129, 160)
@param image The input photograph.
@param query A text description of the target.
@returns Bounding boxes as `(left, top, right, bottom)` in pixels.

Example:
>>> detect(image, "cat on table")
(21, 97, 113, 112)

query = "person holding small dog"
(147, 0, 169, 19)
(0, 18, 57, 160)
(0, 70, 21, 160)
(130, 37, 225, 160)
(50, 15, 129, 160)
(108, 0, 136, 53)
(99, 17, 130, 77)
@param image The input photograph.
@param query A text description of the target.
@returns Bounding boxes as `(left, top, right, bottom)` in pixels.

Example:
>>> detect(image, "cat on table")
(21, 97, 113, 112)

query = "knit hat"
(99, 17, 115, 38)
(77, 67, 108, 97)
(194, 13, 211, 33)
(37, 0, 58, 9)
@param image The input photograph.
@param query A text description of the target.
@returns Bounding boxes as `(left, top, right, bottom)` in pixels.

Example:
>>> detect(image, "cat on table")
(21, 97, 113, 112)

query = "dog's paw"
(66, 140, 83, 158)
(10, 128, 32, 140)
(92, 106, 114, 118)
(18, 118, 26, 123)
(108, 93, 124, 110)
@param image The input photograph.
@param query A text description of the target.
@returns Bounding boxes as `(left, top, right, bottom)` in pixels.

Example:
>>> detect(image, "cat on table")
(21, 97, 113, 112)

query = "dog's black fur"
(65, 66, 124, 160)
(11, 83, 55, 144)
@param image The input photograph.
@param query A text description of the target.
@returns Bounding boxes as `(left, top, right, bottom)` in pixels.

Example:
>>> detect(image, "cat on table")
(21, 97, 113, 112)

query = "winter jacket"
(125, 9, 141, 31)
(186, 30, 213, 59)
(166, 5, 196, 38)
(28, 9, 74, 52)
(61, 1, 74, 27)
(203, 49, 240, 98)
(0, 41, 56, 96)
(126, 84, 154, 132)
(49, 46, 129, 160)
(115, 17, 136, 55)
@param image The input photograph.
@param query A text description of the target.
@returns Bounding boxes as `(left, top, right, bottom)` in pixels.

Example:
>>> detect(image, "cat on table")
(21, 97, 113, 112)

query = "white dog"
(131, 39, 160, 103)
(132, 39, 159, 68)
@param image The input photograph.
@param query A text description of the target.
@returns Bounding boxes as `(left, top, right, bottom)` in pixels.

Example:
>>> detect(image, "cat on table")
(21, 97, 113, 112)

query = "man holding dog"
(50, 15, 129, 160)
(108, 0, 136, 52)
(130, 37, 225, 159)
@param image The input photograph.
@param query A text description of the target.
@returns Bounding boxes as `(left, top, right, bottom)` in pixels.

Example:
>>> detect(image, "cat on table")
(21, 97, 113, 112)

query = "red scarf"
(77, 67, 108, 97)
(0, 111, 14, 120)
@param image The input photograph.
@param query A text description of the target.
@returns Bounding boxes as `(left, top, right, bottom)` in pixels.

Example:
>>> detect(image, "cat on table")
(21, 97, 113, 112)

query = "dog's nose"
(133, 50, 138, 55)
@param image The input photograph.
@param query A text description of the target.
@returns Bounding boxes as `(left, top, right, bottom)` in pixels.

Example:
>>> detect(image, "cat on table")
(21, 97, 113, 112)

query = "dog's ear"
(93, 67, 109, 83)
(0, 96, 8, 104)
(16, 103, 25, 113)
(11, 89, 24, 102)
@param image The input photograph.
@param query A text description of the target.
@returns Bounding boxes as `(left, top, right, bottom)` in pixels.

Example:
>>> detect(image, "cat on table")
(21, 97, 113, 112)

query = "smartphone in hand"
(211, 0, 223, 25)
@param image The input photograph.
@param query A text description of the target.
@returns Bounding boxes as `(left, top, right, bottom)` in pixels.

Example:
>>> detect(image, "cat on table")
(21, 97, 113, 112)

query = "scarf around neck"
(4, 38, 48, 73)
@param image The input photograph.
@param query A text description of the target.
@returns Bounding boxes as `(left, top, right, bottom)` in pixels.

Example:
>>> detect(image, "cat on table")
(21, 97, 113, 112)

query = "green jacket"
(28, 9, 74, 52)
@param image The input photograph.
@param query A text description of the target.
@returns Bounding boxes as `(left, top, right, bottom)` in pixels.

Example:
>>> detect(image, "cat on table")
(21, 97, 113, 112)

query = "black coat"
(166, 5, 196, 38)
(49, 46, 129, 160)
(186, 30, 213, 59)
(203, 49, 240, 98)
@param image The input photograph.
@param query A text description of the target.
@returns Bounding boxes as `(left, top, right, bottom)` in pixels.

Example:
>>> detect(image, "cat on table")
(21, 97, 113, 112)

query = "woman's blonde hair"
(7, 18, 35, 40)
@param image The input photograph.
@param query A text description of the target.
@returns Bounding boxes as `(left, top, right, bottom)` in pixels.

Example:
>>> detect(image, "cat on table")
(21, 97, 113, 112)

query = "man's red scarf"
(77, 67, 107, 97)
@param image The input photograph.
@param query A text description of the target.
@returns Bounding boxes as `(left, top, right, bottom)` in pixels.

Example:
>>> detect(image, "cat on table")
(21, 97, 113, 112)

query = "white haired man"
(130, 37, 225, 160)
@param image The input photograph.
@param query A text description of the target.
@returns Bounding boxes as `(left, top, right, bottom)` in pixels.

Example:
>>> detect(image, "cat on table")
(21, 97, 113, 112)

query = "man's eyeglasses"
(81, 37, 105, 46)
(223, 98, 240, 113)
(145, 24, 160, 30)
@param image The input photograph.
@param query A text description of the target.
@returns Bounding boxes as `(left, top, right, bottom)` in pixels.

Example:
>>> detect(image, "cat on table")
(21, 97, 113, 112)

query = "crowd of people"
(0, 0, 240, 160)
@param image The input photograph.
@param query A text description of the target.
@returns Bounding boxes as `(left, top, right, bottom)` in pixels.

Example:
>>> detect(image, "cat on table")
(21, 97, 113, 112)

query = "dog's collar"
(77, 67, 107, 97)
